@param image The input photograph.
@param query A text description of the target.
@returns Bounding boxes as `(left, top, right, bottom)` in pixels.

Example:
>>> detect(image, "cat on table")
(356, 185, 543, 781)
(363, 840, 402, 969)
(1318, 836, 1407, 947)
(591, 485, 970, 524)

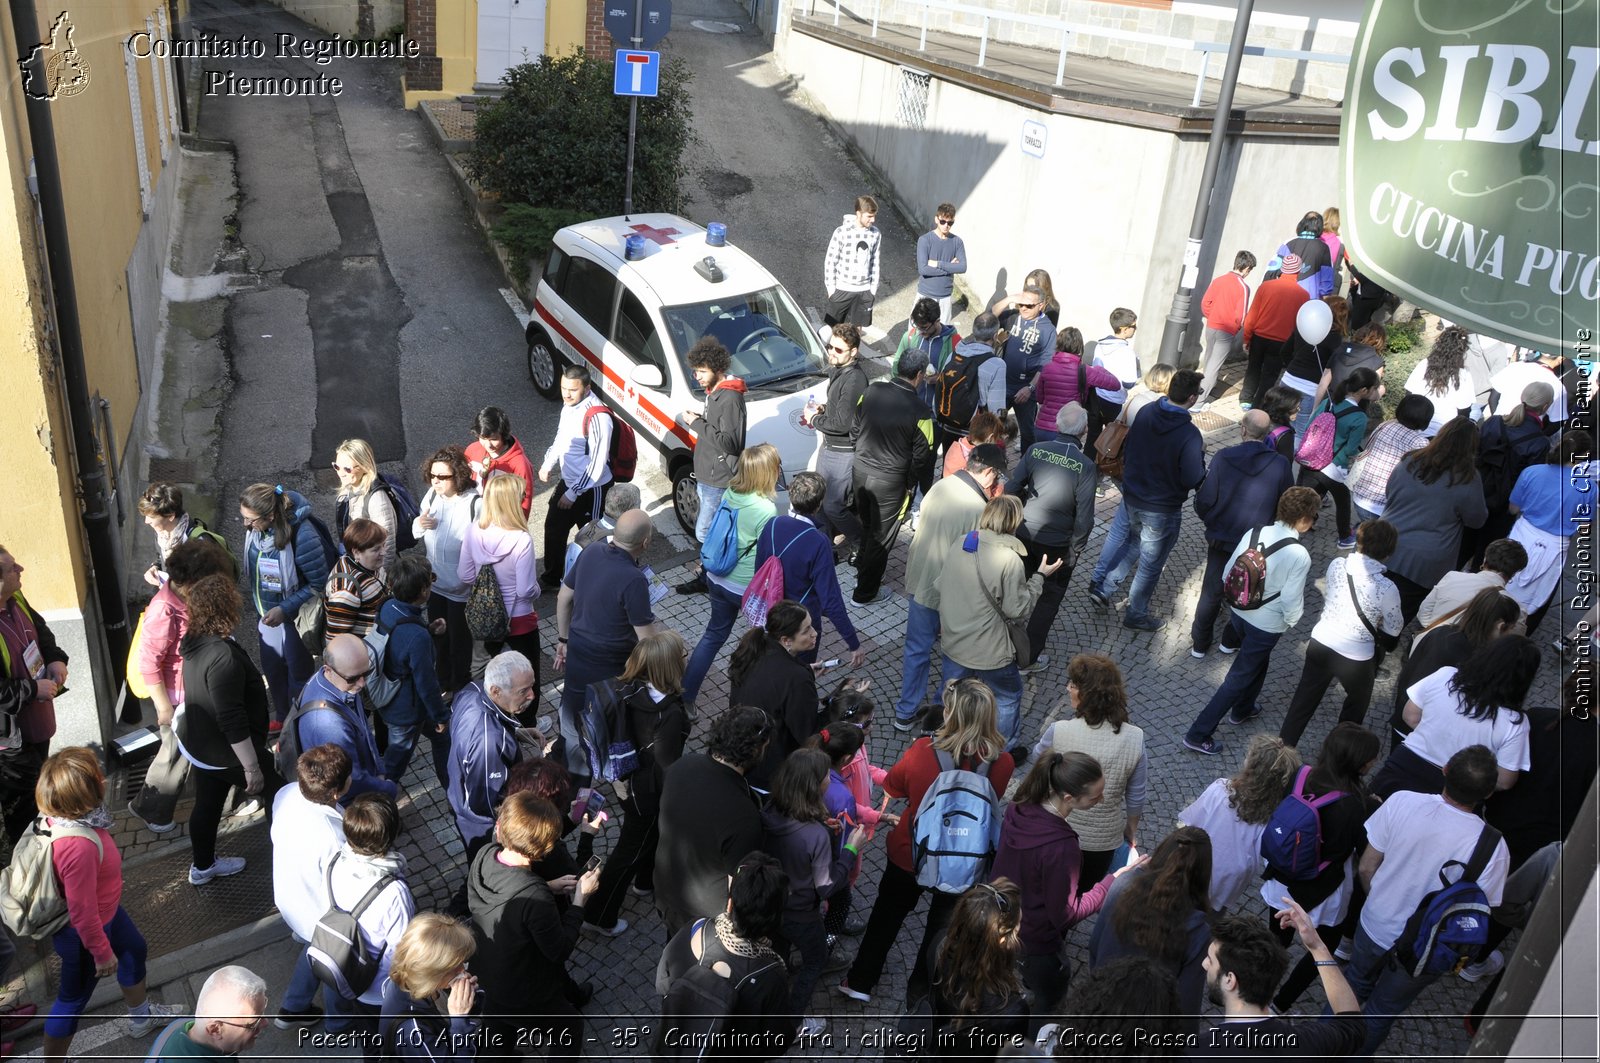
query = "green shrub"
(1384, 316, 1425, 356)
(467, 53, 694, 217)
(492, 203, 589, 284)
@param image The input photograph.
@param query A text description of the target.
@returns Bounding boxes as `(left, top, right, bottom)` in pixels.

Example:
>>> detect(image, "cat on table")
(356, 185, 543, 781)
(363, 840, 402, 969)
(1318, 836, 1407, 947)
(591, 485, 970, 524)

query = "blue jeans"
(942, 657, 1024, 744)
(1090, 503, 1135, 593)
(695, 483, 725, 544)
(895, 598, 941, 721)
(48, 907, 146, 1038)
(1096, 506, 1183, 622)
(684, 582, 742, 703)
(1185, 614, 1282, 744)
(282, 944, 354, 1030)
(258, 615, 313, 722)
(1338, 925, 1440, 1056)
(1291, 388, 1317, 445)
(382, 719, 451, 790)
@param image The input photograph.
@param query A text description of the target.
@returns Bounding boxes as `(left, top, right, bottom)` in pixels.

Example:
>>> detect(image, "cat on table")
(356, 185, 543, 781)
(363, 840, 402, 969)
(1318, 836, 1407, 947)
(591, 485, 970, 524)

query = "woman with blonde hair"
(991, 268, 1060, 326)
(379, 914, 480, 1061)
(35, 748, 180, 1060)
(585, 631, 691, 934)
(324, 518, 390, 638)
(1032, 653, 1148, 888)
(682, 443, 780, 703)
(458, 474, 539, 694)
(334, 439, 399, 575)
(1177, 735, 1301, 911)
(839, 678, 1015, 1008)
(1120, 363, 1178, 427)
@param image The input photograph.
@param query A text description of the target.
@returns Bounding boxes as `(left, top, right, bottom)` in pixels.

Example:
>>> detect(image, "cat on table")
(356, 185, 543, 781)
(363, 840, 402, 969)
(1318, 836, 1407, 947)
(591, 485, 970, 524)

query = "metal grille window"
(897, 67, 931, 130)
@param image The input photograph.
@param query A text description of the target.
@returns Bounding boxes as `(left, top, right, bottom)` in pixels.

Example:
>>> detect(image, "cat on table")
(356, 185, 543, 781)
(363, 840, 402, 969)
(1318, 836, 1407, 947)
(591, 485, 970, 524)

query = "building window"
(897, 67, 930, 131)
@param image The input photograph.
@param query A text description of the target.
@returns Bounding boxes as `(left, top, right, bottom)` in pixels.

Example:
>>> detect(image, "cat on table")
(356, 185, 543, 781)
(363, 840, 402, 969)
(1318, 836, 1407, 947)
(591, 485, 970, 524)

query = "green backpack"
(0, 819, 104, 938)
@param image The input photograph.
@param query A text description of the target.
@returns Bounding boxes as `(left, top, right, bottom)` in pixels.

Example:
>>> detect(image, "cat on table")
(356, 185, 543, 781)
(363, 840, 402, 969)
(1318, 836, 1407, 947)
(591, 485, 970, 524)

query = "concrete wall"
(801, 0, 1359, 100)
(269, 0, 408, 37)
(777, 21, 1339, 363)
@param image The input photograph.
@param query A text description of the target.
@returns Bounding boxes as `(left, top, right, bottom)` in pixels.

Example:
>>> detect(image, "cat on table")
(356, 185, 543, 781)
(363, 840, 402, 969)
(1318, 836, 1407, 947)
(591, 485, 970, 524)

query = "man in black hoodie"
(851, 348, 935, 604)
(809, 322, 869, 549)
(1189, 410, 1294, 656)
(676, 337, 748, 593)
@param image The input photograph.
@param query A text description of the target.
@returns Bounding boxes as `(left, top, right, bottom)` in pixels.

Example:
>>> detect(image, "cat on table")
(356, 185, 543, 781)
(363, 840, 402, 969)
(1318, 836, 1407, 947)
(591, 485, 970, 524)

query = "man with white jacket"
(271, 744, 351, 1031)
(324, 793, 414, 1033)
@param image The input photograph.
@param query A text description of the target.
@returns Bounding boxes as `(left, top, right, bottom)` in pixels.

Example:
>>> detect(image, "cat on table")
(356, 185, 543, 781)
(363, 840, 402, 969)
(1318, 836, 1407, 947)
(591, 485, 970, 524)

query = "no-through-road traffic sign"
(613, 50, 660, 97)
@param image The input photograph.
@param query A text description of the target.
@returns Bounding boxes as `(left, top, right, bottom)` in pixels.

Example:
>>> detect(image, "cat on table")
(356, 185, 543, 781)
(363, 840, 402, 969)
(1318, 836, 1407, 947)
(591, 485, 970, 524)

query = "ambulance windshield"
(662, 285, 826, 391)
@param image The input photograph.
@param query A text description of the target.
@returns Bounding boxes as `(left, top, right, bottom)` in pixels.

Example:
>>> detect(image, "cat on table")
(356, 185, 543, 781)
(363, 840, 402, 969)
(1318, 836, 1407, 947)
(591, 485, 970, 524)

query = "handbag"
(976, 550, 1031, 667)
(1093, 408, 1130, 479)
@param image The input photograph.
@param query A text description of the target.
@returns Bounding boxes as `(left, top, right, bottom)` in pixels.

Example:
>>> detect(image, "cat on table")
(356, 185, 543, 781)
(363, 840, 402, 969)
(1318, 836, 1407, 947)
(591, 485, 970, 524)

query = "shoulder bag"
(976, 550, 1030, 666)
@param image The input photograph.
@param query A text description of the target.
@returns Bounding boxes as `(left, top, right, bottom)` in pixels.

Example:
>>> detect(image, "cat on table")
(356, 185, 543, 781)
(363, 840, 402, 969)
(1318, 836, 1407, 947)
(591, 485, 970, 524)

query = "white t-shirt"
(1360, 791, 1509, 951)
(1403, 667, 1531, 773)
(1490, 362, 1567, 421)
(1404, 360, 1475, 436)
(1177, 778, 1265, 913)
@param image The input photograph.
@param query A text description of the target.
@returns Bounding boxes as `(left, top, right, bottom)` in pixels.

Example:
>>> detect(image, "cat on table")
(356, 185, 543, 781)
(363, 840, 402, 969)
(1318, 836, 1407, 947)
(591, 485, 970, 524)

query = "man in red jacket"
(1197, 250, 1255, 410)
(1239, 252, 1310, 411)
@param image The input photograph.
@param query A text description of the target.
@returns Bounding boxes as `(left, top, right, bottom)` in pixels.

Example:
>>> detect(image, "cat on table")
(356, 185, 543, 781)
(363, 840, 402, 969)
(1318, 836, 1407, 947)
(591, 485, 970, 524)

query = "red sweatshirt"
(1200, 271, 1251, 334)
(464, 437, 537, 514)
(881, 737, 1014, 872)
(51, 824, 121, 965)
(1242, 275, 1309, 345)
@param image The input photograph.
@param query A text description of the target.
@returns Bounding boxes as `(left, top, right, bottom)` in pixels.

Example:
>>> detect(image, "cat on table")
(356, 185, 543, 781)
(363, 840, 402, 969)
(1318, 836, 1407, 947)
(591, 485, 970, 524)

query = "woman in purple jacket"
(1033, 328, 1119, 444)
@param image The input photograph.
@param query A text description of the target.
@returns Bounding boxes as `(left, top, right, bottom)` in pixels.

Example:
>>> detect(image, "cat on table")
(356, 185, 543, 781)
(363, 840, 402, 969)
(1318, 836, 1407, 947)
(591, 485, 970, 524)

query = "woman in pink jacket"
(38, 748, 179, 1059)
(1033, 328, 1119, 443)
(458, 473, 539, 700)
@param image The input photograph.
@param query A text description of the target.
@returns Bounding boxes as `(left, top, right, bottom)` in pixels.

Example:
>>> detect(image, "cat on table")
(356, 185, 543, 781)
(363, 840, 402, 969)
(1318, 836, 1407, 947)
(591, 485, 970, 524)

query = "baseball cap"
(967, 443, 1009, 475)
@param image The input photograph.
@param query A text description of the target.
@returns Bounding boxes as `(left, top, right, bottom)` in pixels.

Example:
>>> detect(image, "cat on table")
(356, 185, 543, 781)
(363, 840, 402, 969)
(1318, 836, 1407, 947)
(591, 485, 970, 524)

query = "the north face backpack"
(933, 348, 995, 431)
(653, 918, 785, 1058)
(273, 698, 340, 782)
(911, 748, 1002, 893)
(376, 475, 422, 552)
(1396, 826, 1502, 977)
(1224, 527, 1294, 611)
(740, 523, 816, 628)
(700, 498, 753, 577)
(1260, 766, 1345, 881)
(584, 406, 639, 482)
(0, 819, 103, 939)
(464, 563, 509, 642)
(306, 853, 397, 1000)
(362, 615, 426, 710)
(1295, 402, 1362, 471)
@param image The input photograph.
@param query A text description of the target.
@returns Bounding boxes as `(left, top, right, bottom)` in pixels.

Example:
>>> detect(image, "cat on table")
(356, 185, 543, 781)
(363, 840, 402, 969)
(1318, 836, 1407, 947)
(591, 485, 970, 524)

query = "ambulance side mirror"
(630, 364, 664, 389)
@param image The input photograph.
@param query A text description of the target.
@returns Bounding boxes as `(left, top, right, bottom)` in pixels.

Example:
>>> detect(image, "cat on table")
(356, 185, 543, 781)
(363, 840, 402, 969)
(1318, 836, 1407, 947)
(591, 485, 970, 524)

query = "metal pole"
(623, 3, 646, 216)
(1156, 0, 1255, 369)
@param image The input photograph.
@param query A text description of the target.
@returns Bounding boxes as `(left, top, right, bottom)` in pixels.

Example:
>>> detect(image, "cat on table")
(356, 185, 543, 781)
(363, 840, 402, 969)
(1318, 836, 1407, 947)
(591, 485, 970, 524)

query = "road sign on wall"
(614, 50, 660, 97)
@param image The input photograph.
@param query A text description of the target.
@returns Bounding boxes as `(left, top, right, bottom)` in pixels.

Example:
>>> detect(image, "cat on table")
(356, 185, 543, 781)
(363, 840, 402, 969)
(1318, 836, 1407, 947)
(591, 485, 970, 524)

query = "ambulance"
(525, 214, 828, 534)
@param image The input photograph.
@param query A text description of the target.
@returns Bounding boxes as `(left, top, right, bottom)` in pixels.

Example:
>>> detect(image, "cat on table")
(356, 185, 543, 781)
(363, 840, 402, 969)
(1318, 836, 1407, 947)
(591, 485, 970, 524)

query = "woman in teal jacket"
(238, 483, 335, 725)
(1297, 367, 1380, 550)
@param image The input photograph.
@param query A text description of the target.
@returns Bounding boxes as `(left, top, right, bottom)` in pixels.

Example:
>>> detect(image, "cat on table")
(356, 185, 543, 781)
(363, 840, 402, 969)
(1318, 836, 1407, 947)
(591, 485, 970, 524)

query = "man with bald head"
(289, 633, 395, 803)
(1189, 409, 1294, 657)
(554, 509, 666, 780)
(149, 965, 268, 1060)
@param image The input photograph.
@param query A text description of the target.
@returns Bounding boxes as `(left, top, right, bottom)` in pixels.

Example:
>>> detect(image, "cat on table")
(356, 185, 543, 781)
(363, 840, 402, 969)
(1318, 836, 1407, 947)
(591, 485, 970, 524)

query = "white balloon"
(1296, 300, 1333, 345)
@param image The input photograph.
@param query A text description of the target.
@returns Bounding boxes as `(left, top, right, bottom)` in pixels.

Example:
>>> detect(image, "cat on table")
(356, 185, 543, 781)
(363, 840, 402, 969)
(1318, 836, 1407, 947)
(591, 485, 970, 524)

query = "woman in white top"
(1176, 735, 1300, 912)
(415, 445, 480, 697)
(1279, 520, 1405, 747)
(1370, 634, 1538, 798)
(334, 438, 399, 576)
(1402, 325, 1475, 437)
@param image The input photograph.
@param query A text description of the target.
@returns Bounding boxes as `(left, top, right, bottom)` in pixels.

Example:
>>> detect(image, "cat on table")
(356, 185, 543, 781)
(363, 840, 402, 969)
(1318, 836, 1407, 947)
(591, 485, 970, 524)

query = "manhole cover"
(691, 20, 742, 33)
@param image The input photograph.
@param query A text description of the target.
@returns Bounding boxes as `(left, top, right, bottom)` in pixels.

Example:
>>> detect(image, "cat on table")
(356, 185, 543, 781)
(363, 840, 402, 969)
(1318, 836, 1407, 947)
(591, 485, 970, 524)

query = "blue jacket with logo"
(446, 683, 521, 850)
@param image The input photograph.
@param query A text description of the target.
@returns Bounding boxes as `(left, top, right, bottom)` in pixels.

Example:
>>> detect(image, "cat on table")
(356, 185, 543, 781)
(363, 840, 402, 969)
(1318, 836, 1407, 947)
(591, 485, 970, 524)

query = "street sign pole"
(622, 5, 644, 216)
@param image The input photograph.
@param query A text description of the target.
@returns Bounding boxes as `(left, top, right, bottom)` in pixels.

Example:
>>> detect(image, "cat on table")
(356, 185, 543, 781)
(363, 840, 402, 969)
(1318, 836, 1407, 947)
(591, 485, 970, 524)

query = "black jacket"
(811, 360, 868, 450)
(692, 380, 748, 488)
(467, 842, 583, 1013)
(729, 641, 821, 789)
(176, 633, 271, 770)
(1193, 440, 1295, 547)
(654, 754, 764, 932)
(853, 377, 935, 495)
(617, 683, 689, 811)
(654, 915, 794, 1061)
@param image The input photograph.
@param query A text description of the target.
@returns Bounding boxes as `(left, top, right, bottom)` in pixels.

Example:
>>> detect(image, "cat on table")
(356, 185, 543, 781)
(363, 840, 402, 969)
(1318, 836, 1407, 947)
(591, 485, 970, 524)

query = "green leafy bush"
(467, 53, 694, 217)
(492, 203, 589, 285)
(1384, 316, 1425, 356)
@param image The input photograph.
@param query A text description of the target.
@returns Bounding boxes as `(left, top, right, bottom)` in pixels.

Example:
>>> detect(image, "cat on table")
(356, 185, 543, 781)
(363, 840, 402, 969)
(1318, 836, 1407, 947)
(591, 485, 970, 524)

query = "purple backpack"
(1261, 766, 1344, 880)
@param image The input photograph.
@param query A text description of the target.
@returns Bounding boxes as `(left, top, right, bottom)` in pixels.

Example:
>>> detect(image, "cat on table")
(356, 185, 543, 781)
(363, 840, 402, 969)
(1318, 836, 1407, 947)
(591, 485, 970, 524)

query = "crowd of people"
(0, 201, 1593, 1063)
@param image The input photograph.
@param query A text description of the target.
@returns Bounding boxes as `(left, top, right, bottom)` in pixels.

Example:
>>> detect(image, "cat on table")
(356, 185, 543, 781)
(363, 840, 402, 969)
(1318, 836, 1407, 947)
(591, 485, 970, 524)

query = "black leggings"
(844, 860, 957, 1005)
(1280, 640, 1378, 746)
(1298, 465, 1353, 538)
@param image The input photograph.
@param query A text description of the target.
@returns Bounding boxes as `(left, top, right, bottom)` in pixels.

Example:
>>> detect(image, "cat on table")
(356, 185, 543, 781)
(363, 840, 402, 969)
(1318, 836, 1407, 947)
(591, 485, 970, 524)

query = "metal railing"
(800, 0, 1349, 103)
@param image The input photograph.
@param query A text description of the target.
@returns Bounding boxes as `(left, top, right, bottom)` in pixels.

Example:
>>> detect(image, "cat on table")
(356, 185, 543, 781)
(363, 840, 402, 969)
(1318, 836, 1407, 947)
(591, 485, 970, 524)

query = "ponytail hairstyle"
(240, 483, 294, 550)
(807, 721, 864, 769)
(1012, 751, 1103, 807)
(728, 600, 809, 690)
(1110, 826, 1213, 964)
(1504, 380, 1555, 428)
(1333, 366, 1380, 404)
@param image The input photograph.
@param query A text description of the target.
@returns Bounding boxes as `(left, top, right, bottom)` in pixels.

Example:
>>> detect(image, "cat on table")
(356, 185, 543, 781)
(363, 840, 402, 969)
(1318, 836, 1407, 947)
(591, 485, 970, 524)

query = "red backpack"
(583, 406, 639, 482)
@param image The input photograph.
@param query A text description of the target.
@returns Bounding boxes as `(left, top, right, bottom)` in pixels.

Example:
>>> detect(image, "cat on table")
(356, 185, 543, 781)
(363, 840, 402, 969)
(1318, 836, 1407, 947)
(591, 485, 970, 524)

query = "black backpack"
(934, 348, 995, 430)
(653, 919, 785, 1058)
(274, 697, 339, 783)
(1477, 418, 1551, 510)
(307, 852, 397, 1000)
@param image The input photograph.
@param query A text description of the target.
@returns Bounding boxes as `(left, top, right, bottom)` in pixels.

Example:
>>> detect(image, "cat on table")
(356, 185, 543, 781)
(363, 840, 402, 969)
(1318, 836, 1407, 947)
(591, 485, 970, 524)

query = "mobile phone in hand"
(584, 855, 602, 874)
(819, 658, 841, 669)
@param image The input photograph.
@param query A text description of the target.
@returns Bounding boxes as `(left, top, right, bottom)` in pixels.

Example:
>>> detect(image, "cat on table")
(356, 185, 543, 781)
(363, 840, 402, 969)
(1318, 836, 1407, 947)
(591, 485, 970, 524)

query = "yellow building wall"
(406, 0, 589, 108)
(547, 0, 586, 56)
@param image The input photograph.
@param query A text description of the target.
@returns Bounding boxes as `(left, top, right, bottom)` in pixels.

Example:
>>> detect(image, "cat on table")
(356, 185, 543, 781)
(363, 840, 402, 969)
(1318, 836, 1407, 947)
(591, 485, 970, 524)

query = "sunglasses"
(936, 218, 954, 226)
(1016, 302, 1039, 310)
(829, 344, 852, 353)
(428, 472, 453, 481)
(329, 666, 367, 685)
(331, 462, 355, 473)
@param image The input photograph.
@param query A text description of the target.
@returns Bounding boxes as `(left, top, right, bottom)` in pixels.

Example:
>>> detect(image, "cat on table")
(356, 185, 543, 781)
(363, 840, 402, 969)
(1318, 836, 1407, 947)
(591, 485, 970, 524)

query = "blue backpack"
(1396, 826, 1501, 977)
(1260, 766, 1344, 881)
(911, 748, 1001, 893)
(377, 475, 422, 552)
(699, 498, 753, 577)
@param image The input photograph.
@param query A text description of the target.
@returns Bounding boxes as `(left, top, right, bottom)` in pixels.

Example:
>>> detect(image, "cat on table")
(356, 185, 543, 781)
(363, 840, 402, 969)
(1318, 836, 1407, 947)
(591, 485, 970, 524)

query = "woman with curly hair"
(416, 445, 480, 696)
(1031, 653, 1147, 888)
(1380, 418, 1487, 621)
(1177, 735, 1301, 911)
(1088, 826, 1213, 1022)
(1053, 956, 1184, 1059)
(1404, 324, 1475, 436)
(1372, 634, 1537, 798)
(922, 879, 1030, 1058)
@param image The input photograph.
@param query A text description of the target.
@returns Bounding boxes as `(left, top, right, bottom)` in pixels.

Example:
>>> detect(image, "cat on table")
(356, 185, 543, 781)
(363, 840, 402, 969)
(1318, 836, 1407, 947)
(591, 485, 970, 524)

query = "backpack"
(1224, 527, 1295, 611)
(740, 523, 816, 628)
(580, 678, 641, 784)
(184, 518, 239, 576)
(699, 498, 754, 577)
(933, 348, 995, 430)
(1395, 826, 1502, 977)
(362, 615, 426, 710)
(464, 562, 510, 641)
(1265, 424, 1292, 452)
(584, 406, 639, 483)
(654, 918, 785, 1058)
(911, 748, 1002, 893)
(306, 852, 398, 1000)
(1260, 766, 1345, 881)
(0, 819, 103, 939)
(1477, 418, 1551, 510)
(376, 475, 422, 552)
(274, 697, 340, 782)
(1295, 402, 1362, 471)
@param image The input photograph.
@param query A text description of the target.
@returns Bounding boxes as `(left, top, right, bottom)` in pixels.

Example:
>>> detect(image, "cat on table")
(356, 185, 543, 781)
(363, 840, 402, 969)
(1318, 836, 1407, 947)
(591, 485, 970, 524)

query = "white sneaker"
(229, 798, 262, 818)
(189, 856, 247, 885)
(582, 917, 629, 938)
(1459, 949, 1505, 983)
(798, 1016, 827, 1038)
(1019, 655, 1050, 675)
(127, 1002, 186, 1036)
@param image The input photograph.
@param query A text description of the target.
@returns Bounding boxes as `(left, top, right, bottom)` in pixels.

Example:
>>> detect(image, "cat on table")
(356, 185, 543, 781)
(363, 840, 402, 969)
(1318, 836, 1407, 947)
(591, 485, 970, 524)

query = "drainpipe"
(11, 4, 132, 698)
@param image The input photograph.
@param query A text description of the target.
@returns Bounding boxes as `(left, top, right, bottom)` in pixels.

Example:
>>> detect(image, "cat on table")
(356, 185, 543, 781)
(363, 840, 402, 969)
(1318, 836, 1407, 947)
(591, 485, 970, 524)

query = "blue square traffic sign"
(614, 50, 660, 97)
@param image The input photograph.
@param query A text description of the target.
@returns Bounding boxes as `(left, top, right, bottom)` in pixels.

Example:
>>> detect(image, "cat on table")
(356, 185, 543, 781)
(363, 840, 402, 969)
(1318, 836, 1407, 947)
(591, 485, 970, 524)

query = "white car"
(525, 214, 828, 533)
